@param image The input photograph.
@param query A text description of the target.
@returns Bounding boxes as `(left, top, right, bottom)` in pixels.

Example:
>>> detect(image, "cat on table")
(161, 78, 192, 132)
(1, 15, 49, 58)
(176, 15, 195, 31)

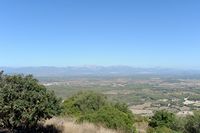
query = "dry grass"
(44, 117, 118, 133)
(134, 122, 148, 133)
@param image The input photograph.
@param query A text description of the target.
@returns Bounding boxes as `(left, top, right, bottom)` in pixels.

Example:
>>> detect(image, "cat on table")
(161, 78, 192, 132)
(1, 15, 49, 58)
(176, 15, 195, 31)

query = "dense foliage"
(184, 111, 200, 133)
(63, 91, 107, 116)
(148, 110, 181, 133)
(0, 72, 62, 130)
(79, 105, 135, 132)
(149, 110, 176, 128)
(63, 91, 136, 133)
(148, 110, 200, 133)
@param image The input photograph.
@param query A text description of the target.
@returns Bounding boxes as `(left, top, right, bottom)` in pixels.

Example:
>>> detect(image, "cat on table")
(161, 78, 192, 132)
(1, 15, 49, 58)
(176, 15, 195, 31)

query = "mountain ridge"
(1, 66, 200, 77)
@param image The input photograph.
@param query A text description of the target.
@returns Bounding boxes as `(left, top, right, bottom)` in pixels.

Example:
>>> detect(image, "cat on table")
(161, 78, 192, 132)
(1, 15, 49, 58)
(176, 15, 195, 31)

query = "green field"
(43, 75, 200, 116)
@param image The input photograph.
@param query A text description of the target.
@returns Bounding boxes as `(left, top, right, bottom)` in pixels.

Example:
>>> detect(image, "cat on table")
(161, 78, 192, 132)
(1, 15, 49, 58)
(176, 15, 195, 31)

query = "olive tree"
(0, 72, 62, 130)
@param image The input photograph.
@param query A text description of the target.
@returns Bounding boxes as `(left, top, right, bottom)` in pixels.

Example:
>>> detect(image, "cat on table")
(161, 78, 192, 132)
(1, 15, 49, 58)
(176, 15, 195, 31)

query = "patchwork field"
(41, 75, 200, 116)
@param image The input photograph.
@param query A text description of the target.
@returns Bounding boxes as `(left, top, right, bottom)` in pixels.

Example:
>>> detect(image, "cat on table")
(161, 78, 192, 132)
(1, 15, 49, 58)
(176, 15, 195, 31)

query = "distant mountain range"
(0, 66, 200, 77)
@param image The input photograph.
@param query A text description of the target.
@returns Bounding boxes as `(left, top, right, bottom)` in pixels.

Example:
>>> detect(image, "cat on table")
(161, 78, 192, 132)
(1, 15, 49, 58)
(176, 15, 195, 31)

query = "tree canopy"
(0, 72, 62, 130)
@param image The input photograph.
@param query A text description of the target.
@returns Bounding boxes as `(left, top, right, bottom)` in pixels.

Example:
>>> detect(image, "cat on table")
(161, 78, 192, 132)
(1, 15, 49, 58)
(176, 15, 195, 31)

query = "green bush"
(149, 110, 176, 129)
(63, 91, 136, 133)
(0, 72, 62, 130)
(79, 105, 136, 133)
(171, 116, 186, 132)
(184, 111, 200, 133)
(148, 110, 184, 133)
(114, 102, 135, 122)
(63, 91, 107, 116)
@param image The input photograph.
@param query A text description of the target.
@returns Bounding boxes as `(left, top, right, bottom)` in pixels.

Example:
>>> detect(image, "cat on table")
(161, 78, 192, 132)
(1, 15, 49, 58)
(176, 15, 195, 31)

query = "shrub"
(0, 72, 62, 130)
(63, 91, 136, 133)
(79, 105, 136, 133)
(171, 116, 186, 132)
(63, 91, 107, 117)
(184, 111, 200, 133)
(149, 110, 176, 129)
(113, 102, 135, 122)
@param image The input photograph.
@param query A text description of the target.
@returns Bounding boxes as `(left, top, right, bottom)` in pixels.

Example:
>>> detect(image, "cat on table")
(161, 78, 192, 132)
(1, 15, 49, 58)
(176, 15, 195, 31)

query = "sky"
(0, 0, 200, 68)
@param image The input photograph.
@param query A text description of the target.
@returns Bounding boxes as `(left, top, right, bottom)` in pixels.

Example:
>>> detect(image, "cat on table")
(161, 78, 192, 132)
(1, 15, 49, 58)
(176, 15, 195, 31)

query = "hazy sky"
(0, 0, 199, 68)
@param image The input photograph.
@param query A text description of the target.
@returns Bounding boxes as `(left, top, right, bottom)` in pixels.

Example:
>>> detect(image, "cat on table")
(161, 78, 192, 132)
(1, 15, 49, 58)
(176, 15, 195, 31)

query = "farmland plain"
(40, 74, 200, 116)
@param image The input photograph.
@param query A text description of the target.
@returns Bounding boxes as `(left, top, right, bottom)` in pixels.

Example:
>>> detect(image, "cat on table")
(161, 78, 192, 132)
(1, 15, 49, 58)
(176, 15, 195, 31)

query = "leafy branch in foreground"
(0, 72, 62, 130)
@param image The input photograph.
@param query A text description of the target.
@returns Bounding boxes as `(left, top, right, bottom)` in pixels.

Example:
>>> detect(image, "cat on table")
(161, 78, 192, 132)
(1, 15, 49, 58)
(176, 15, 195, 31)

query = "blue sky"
(0, 0, 199, 68)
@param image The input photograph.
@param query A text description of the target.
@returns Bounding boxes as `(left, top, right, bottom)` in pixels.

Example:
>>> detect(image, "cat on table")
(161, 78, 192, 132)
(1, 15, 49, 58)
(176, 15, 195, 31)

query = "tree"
(149, 110, 176, 129)
(0, 73, 62, 130)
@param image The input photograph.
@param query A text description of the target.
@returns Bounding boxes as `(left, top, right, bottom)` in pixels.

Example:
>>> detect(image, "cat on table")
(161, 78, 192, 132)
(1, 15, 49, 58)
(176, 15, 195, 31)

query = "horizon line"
(1, 65, 200, 70)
